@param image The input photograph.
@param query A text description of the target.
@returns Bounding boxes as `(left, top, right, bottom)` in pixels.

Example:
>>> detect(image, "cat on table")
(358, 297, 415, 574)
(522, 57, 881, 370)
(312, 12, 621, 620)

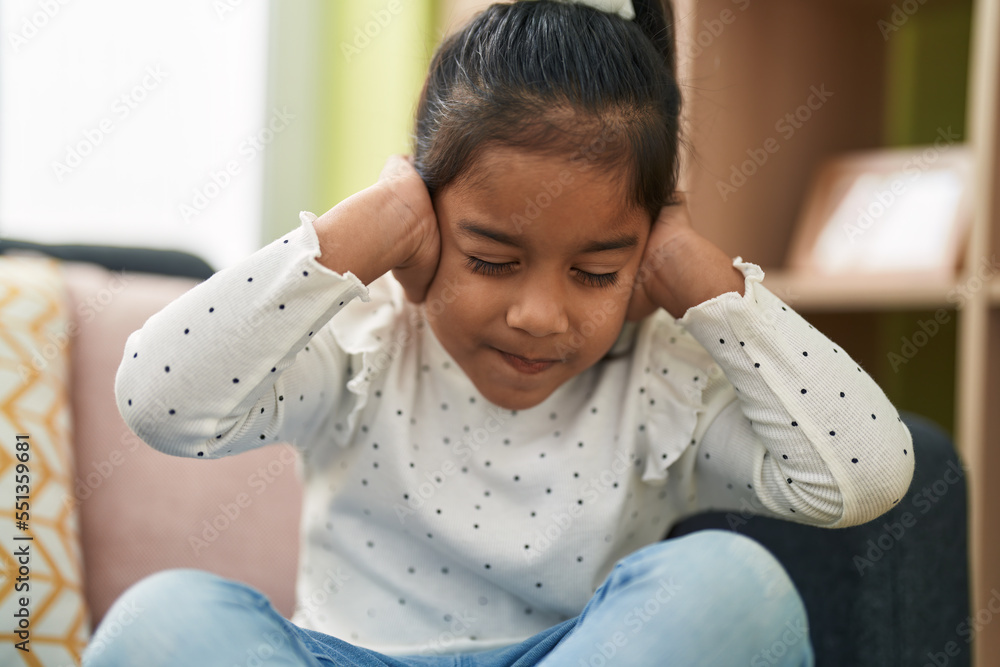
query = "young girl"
(85, 0, 913, 664)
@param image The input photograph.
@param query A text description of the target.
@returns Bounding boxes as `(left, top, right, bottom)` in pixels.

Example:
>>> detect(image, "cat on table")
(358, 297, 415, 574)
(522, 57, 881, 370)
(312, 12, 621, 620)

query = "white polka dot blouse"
(115, 211, 914, 656)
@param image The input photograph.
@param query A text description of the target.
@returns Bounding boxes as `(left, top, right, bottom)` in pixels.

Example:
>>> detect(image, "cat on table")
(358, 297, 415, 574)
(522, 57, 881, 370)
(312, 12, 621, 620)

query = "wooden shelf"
(761, 269, 959, 311)
(676, 0, 997, 664)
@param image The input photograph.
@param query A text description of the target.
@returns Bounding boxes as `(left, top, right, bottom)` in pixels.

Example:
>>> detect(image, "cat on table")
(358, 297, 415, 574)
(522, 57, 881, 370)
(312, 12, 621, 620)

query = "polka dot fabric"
(673, 263, 913, 527)
(114, 211, 914, 656)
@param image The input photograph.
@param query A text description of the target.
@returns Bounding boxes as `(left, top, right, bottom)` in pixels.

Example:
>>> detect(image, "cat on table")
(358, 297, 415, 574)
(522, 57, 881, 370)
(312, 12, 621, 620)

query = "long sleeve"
(114, 211, 370, 459)
(672, 258, 914, 528)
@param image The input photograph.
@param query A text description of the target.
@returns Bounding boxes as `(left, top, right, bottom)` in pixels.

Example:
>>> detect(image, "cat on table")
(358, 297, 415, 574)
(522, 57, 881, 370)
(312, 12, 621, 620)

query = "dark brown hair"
(411, 0, 683, 221)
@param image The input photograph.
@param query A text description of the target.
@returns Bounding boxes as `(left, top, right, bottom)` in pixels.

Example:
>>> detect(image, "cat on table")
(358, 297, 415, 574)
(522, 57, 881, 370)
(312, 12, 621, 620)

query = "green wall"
(878, 0, 973, 435)
(262, 0, 435, 244)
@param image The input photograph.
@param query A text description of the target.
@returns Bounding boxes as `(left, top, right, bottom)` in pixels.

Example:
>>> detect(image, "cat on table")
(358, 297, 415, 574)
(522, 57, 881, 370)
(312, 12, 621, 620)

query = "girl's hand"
(376, 154, 441, 304)
(626, 193, 745, 321)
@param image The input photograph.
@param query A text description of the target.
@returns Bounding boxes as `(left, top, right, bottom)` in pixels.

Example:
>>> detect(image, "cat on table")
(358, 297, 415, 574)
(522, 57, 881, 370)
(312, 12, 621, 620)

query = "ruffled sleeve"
(114, 210, 396, 464)
(318, 269, 408, 449)
(629, 308, 721, 487)
(636, 257, 914, 529)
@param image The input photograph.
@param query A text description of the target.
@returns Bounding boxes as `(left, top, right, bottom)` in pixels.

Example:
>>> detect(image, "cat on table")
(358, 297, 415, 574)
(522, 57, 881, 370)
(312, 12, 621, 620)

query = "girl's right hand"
(376, 154, 441, 304)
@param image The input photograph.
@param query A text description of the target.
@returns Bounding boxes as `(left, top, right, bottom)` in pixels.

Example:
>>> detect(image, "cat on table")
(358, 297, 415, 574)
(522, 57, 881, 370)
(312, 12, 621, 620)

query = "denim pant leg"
(520, 530, 815, 667)
(81, 569, 472, 667)
(82, 531, 814, 667)
(81, 568, 329, 667)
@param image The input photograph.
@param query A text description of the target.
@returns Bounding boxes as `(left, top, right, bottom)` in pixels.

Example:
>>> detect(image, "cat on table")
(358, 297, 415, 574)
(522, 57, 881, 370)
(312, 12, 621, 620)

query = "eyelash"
(464, 256, 620, 288)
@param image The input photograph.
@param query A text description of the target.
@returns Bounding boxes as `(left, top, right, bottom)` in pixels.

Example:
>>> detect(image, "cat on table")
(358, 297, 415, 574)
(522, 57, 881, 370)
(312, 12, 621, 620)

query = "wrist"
(312, 183, 421, 285)
(675, 265, 746, 314)
(647, 232, 745, 316)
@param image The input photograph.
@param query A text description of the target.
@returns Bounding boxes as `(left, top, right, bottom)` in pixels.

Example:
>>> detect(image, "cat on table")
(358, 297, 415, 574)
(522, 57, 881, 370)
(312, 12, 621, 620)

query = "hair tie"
(543, 0, 636, 20)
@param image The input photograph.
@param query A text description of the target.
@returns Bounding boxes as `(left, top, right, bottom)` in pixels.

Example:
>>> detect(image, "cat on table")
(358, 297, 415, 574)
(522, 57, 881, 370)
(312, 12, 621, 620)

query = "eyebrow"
(457, 221, 519, 247)
(457, 220, 639, 253)
(578, 233, 639, 253)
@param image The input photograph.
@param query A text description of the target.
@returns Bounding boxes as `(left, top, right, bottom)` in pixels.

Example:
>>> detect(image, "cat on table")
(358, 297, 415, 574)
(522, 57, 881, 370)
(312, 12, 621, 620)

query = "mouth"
(493, 348, 561, 375)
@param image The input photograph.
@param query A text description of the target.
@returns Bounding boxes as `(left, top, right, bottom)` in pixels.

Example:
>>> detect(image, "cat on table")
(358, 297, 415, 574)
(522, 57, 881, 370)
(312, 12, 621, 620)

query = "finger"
(378, 154, 410, 183)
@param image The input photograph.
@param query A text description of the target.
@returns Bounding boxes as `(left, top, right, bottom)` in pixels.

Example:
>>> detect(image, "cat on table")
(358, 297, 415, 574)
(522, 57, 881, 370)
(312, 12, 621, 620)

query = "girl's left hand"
(626, 193, 745, 321)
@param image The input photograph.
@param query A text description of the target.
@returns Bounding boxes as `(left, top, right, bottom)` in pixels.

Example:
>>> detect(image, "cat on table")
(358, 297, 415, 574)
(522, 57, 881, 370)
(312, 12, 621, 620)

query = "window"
(1, 0, 271, 270)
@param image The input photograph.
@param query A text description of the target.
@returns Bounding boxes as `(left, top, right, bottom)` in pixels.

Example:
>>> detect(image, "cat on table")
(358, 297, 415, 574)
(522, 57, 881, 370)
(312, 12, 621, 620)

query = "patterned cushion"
(0, 256, 91, 665)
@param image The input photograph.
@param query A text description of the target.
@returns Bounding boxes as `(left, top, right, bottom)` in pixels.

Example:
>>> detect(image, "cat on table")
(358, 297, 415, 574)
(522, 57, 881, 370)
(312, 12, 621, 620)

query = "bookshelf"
(437, 0, 999, 662)
(676, 0, 998, 664)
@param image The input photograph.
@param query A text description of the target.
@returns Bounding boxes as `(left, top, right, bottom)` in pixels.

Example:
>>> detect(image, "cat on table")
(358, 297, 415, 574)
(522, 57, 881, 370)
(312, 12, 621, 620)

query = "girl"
(85, 0, 913, 664)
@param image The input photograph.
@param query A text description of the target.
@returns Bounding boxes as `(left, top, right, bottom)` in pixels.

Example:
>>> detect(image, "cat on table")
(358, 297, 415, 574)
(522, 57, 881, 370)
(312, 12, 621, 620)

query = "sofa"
(0, 240, 971, 666)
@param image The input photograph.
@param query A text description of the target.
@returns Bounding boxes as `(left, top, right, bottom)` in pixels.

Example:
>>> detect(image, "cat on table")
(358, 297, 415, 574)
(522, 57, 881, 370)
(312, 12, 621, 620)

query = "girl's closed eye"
(465, 256, 515, 277)
(577, 270, 619, 288)
(464, 255, 619, 288)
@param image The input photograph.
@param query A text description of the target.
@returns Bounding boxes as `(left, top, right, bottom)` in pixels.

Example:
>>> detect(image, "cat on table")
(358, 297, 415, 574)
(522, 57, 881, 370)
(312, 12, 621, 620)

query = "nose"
(506, 284, 570, 337)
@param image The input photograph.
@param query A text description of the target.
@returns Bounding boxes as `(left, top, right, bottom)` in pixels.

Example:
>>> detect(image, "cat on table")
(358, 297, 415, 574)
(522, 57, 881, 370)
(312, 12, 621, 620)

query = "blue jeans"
(82, 530, 814, 666)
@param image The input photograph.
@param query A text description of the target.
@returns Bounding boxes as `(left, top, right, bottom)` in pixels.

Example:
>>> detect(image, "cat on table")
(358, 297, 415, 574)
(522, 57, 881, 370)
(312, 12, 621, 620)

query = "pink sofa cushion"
(61, 262, 303, 629)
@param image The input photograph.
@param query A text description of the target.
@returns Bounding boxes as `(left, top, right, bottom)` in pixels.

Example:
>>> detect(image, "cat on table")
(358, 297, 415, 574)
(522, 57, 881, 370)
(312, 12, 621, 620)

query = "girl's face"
(424, 145, 651, 411)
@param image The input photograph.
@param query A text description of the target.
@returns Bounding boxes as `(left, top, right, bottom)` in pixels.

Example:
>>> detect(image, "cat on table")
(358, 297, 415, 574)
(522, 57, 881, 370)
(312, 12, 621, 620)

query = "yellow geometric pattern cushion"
(0, 256, 91, 665)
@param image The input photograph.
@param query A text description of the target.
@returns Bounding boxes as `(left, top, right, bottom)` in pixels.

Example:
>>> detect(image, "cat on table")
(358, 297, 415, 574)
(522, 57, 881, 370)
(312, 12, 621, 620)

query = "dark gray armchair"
(667, 411, 970, 667)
